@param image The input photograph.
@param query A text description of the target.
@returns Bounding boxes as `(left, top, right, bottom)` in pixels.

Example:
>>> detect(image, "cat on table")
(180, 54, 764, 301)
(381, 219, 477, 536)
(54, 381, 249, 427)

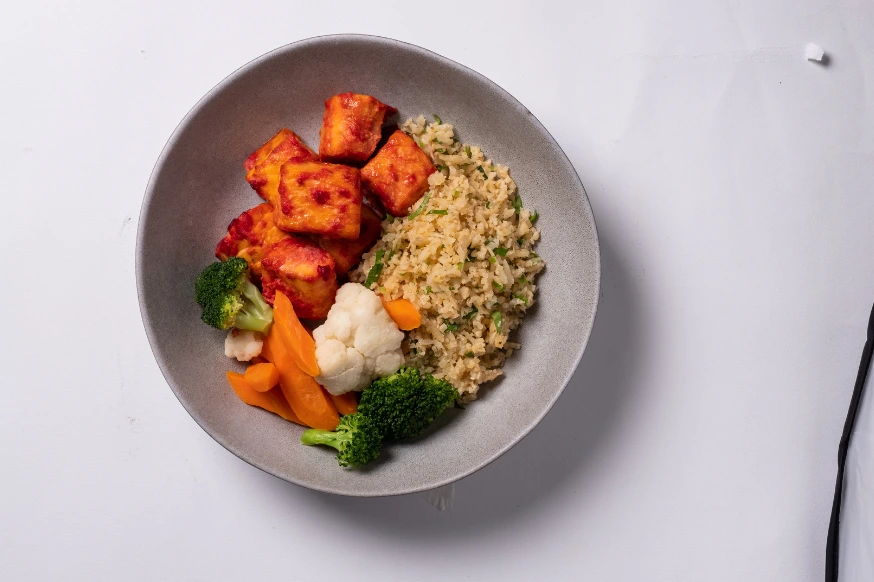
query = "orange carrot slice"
(267, 327, 339, 430)
(273, 291, 320, 377)
(259, 335, 275, 363)
(329, 391, 359, 415)
(226, 371, 304, 425)
(245, 362, 280, 393)
(382, 298, 421, 330)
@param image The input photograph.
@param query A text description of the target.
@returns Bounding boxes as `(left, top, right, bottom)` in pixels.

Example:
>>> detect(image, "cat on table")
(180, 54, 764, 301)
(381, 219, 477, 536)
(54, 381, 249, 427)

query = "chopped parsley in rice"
(351, 116, 543, 400)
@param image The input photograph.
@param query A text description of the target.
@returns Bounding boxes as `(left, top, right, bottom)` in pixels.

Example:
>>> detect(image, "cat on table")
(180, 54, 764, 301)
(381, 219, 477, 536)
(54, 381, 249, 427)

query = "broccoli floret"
(358, 367, 458, 440)
(300, 414, 383, 467)
(194, 258, 273, 333)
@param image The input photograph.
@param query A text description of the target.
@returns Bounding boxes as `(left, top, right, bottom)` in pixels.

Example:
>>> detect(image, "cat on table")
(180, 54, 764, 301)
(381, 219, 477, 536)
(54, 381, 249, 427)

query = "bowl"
(136, 34, 600, 496)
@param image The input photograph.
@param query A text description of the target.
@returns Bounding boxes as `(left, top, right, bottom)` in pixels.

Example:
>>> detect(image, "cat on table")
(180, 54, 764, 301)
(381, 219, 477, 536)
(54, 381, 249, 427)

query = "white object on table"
(806, 42, 825, 62)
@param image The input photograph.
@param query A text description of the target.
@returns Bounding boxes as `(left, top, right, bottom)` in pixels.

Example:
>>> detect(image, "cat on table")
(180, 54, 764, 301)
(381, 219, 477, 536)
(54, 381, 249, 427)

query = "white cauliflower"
(313, 283, 405, 395)
(224, 329, 263, 362)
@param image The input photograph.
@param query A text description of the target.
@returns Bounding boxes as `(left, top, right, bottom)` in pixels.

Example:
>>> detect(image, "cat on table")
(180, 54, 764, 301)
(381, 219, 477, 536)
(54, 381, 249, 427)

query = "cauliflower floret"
(224, 329, 263, 361)
(314, 282, 405, 395)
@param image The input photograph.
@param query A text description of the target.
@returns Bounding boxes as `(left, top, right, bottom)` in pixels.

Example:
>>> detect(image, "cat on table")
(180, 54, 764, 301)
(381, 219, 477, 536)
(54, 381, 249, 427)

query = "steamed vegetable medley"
(195, 92, 542, 467)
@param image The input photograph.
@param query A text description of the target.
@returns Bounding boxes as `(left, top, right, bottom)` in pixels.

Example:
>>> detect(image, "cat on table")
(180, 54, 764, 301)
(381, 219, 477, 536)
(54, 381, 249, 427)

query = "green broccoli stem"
(241, 278, 271, 316)
(234, 279, 273, 333)
(300, 414, 382, 467)
(300, 429, 342, 449)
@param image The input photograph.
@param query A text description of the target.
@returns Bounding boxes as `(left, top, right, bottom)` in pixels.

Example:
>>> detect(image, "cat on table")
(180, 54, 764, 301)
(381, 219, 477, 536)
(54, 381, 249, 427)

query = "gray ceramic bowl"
(137, 34, 600, 496)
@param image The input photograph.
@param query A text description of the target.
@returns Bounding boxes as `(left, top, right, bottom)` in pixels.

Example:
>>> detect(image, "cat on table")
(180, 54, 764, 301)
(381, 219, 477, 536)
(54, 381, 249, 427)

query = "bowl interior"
(137, 35, 600, 496)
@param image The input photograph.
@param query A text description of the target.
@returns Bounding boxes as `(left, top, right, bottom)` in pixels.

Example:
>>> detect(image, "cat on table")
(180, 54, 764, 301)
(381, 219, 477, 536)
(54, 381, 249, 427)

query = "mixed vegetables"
(207, 280, 456, 467)
(195, 92, 461, 468)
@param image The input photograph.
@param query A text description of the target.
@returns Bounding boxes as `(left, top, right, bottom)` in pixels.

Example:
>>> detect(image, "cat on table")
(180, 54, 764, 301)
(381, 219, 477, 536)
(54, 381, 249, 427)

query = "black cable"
(825, 302, 874, 581)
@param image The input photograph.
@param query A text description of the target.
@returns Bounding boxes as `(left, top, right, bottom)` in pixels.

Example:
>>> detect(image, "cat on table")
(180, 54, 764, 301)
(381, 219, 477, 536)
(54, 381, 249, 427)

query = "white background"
(2, 1, 873, 580)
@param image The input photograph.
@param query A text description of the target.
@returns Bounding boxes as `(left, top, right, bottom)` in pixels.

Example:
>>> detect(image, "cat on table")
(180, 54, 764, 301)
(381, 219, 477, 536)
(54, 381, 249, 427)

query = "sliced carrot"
(245, 362, 280, 393)
(226, 371, 304, 425)
(259, 335, 275, 363)
(273, 291, 320, 377)
(267, 327, 339, 430)
(329, 390, 359, 415)
(250, 356, 269, 365)
(382, 298, 422, 330)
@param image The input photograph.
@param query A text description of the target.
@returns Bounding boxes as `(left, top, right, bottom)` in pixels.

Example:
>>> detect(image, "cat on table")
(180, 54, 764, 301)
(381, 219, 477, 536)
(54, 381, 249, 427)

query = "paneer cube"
(215, 203, 290, 281)
(245, 129, 318, 204)
(260, 237, 338, 319)
(360, 130, 436, 216)
(319, 93, 397, 164)
(316, 204, 384, 274)
(244, 129, 292, 172)
(275, 161, 362, 240)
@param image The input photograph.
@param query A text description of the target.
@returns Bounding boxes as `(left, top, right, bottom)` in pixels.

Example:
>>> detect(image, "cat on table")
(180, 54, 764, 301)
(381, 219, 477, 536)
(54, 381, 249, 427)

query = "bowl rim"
(136, 33, 601, 496)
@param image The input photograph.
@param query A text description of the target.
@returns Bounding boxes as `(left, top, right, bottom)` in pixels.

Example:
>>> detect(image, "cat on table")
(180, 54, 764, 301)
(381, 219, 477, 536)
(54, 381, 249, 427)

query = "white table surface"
(3, 1, 873, 580)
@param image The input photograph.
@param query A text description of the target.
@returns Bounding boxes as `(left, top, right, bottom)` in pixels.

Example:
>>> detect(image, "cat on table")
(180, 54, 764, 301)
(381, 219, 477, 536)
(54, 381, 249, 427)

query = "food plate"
(136, 34, 600, 496)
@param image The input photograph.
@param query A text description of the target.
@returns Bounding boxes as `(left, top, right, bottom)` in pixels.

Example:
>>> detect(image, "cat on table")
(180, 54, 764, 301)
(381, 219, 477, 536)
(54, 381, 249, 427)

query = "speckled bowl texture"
(137, 34, 600, 496)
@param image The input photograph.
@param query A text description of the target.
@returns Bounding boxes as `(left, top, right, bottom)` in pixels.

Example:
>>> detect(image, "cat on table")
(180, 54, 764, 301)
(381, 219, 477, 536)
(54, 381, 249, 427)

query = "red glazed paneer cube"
(360, 130, 436, 216)
(215, 203, 291, 281)
(244, 129, 292, 173)
(215, 203, 274, 262)
(319, 93, 397, 164)
(244, 129, 318, 205)
(275, 161, 362, 240)
(260, 237, 338, 319)
(316, 204, 384, 274)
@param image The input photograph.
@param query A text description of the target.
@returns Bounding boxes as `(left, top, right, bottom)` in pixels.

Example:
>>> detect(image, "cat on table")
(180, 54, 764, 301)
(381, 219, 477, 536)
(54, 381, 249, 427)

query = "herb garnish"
(491, 311, 503, 333)
(364, 250, 385, 289)
(408, 192, 431, 219)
